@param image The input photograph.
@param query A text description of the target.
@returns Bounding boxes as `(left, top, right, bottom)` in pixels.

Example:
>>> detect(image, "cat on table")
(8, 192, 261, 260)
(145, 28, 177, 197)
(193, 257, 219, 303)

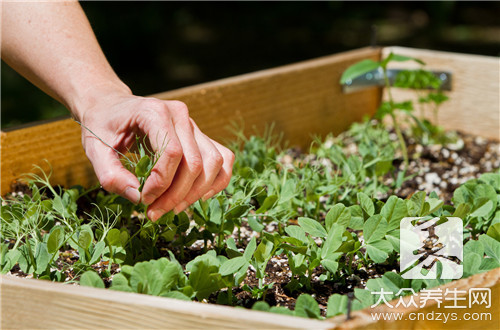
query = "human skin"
(1, 0, 234, 221)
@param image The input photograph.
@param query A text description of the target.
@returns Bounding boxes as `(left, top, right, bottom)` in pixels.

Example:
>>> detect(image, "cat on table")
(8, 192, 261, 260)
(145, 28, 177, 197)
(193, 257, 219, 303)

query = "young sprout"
(75, 121, 168, 193)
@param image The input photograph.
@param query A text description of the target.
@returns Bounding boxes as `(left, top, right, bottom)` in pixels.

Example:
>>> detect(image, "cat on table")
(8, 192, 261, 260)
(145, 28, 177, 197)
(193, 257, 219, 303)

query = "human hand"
(79, 91, 234, 221)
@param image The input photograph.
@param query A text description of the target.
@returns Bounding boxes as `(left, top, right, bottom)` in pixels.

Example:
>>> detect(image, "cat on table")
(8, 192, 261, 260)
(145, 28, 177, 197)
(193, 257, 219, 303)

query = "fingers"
(147, 120, 235, 221)
(200, 139, 235, 201)
(172, 125, 223, 213)
(138, 101, 184, 206)
(85, 137, 141, 204)
(146, 114, 203, 220)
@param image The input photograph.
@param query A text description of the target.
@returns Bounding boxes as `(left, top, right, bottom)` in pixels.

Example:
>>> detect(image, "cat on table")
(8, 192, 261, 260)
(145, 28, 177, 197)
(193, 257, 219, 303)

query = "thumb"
(86, 139, 141, 204)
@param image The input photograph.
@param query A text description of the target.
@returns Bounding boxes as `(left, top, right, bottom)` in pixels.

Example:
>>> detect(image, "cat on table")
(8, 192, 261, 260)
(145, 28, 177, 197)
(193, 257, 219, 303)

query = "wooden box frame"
(1, 47, 499, 329)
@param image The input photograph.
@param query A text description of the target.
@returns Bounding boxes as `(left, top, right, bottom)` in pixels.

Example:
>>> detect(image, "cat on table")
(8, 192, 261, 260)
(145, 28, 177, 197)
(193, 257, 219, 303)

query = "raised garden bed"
(1, 47, 499, 329)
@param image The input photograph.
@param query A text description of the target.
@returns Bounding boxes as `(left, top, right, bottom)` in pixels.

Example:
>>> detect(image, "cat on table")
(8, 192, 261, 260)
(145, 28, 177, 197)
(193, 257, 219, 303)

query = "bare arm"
(2, 1, 234, 220)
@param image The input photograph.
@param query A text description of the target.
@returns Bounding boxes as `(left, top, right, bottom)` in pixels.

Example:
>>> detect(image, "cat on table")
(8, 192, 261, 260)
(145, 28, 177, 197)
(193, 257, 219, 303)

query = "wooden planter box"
(1, 47, 499, 329)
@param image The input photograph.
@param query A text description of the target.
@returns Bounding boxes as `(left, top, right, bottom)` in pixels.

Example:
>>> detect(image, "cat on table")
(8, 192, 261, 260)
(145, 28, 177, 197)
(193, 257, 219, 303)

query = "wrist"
(69, 80, 132, 123)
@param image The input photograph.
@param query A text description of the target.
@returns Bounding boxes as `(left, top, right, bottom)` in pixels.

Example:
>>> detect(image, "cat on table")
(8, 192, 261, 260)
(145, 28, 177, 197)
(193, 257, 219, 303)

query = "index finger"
(137, 109, 183, 205)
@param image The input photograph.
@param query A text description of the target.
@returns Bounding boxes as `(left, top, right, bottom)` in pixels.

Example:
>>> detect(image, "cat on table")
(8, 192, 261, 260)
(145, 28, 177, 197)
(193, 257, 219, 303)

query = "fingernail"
(148, 208, 165, 222)
(202, 189, 215, 201)
(141, 193, 155, 206)
(174, 201, 189, 215)
(125, 187, 141, 204)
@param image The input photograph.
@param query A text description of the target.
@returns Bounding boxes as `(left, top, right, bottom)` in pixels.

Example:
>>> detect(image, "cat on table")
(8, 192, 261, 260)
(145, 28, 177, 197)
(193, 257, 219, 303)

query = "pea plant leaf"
(294, 294, 321, 319)
(363, 215, 388, 243)
(326, 294, 348, 317)
(366, 239, 393, 263)
(340, 59, 380, 84)
(381, 196, 407, 231)
(80, 270, 105, 289)
(320, 224, 344, 260)
(47, 226, 65, 254)
(487, 223, 500, 242)
(219, 256, 248, 276)
(135, 155, 152, 178)
(325, 204, 351, 231)
(357, 192, 374, 217)
(298, 217, 327, 238)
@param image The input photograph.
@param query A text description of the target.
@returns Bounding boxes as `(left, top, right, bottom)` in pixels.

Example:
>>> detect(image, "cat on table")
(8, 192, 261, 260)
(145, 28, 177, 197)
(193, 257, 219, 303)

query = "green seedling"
(340, 53, 449, 172)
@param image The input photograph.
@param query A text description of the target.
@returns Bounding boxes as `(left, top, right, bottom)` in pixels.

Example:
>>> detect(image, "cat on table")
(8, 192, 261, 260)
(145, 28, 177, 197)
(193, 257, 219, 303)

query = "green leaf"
(247, 215, 265, 232)
(327, 294, 348, 317)
(252, 301, 270, 311)
(244, 237, 257, 261)
(1, 249, 21, 273)
(135, 155, 152, 177)
(464, 239, 484, 257)
(254, 239, 274, 265)
(153, 258, 183, 291)
(294, 294, 321, 319)
(321, 224, 344, 259)
(366, 240, 392, 263)
(162, 291, 191, 301)
(189, 260, 223, 300)
(357, 192, 374, 217)
(47, 226, 65, 254)
(269, 306, 294, 315)
(381, 196, 407, 231)
(340, 59, 380, 84)
(80, 270, 105, 288)
(479, 235, 500, 263)
(363, 215, 388, 243)
(321, 259, 339, 274)
(130, 261, 164, 295)
(106, 228, 122, 247)
(325, 204, 351, 231)
(90, 241, 106, 265)
(280, 180, 296, 203)
(78, 225, 93, 250)
(352, 288, 375, 311)
(298, 217, 327, 238)
(34, 242, 50, 274)
(385, 229, 400, 253)
(453, 203, 471, 219)
(407, 191, 427, 216)
(463, 252, 482, 277)
(256, 195, 278, 213)
(220, 256, 248, 276)
(487, 223, 500, 242)
(348, 205, 364, 230)
(285, 225, 307, 243)
(381, 52, 425, 68)
(478, 172, 500, 189)
(426, 198, 444, 215)
(208, 199, 222, 225)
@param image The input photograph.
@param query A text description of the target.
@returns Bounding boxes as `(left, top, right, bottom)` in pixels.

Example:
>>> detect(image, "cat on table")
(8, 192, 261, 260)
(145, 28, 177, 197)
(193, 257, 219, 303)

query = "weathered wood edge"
(325, 268, 500, 330)
(0, 275, 330, 329)
(0, 46, 382, 195)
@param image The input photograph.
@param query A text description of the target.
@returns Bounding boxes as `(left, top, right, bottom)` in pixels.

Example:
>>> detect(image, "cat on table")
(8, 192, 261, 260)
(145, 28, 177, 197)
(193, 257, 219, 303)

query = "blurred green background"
(2, 1, 499, 129)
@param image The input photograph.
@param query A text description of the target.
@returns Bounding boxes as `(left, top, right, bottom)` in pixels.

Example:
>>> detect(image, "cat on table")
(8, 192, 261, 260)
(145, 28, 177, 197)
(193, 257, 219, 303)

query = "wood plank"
(326, 267, 500, 329)
(0, 119, 95, 196)
(0, 275, 330, 329)
(0, 47, 382, 195)
(382, 47, 499, 141)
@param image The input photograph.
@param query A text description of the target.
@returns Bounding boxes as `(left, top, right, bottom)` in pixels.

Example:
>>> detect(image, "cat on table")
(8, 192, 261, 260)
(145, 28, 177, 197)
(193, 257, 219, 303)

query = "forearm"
(1, 0, 131, 121)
